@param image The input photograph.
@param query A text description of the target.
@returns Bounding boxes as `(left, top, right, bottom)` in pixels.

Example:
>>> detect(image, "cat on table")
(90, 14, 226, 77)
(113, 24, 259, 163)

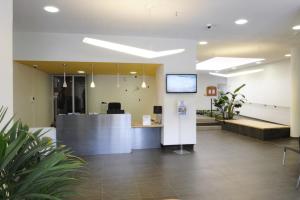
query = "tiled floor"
(73, 130, 300, 200)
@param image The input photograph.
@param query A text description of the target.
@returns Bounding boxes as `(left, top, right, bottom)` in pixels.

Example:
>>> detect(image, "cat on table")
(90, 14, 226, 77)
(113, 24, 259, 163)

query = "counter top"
(131, 123, 163, 128)
(57, 114, 163, 128)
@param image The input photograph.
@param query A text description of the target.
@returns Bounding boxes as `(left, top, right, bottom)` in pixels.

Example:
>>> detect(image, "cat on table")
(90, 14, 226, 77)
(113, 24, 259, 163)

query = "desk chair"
(107, 102, 125, 114)
(282, 137, 300, 188)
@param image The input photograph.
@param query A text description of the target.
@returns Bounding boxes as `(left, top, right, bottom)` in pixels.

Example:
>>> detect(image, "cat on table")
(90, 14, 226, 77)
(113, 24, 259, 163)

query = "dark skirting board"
(222, 122, 290, 140)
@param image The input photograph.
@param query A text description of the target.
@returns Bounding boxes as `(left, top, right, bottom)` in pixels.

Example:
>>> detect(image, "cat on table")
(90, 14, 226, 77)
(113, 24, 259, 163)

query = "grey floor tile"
(71, 129, 300, 200)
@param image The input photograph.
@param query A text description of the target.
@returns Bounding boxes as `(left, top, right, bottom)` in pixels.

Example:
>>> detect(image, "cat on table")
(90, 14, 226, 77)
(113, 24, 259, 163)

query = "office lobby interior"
(1, 0, 300, 200)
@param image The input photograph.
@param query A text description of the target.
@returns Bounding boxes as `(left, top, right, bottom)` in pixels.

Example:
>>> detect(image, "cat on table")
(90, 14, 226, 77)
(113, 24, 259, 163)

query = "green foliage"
(213, 84, 246, 120)
(197, 110, 221, 118)
(0, 107, 85, 200)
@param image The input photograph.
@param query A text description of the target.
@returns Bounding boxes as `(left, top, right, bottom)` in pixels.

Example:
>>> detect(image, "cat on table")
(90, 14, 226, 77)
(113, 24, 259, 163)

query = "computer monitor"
(153, 106, 162, 114)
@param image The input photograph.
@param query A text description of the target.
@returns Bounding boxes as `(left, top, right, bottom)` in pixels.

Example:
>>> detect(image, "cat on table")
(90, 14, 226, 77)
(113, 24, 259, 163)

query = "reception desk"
(56, 114, 132, 155)
(56, 114, 162, 155)
(131, 123, 162, 150)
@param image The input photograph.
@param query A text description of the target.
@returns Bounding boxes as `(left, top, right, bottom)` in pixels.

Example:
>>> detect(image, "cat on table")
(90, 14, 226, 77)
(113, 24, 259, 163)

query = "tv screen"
(166, 74, 197, 93)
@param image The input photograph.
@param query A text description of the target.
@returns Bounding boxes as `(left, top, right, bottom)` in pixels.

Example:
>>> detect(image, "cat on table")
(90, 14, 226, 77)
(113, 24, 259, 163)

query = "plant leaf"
(234, 84, 246, 93)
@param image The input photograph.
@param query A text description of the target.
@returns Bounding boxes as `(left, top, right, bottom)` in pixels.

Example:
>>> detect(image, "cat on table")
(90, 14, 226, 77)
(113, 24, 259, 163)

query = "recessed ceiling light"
(199, 41, 208, 45)
(235, 19, 248, 25)
(44, 6, 59, 13)
(256, 61, 262, 64)
(77, 70, 85, 74)
(285, 54, 291, 57)
(130, 71, 137, 74)
(210, 69, 264, 78)
(196, 57, 264, 71)
(292, 25, 300, 30)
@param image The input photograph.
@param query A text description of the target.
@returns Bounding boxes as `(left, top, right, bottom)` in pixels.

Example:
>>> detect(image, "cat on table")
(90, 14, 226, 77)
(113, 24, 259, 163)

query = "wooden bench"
(221, 119, 290, 140)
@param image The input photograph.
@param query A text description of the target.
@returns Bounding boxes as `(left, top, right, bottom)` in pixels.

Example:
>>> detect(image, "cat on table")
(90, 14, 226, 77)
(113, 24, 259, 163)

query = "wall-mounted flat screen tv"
(166, 74, 197, 93)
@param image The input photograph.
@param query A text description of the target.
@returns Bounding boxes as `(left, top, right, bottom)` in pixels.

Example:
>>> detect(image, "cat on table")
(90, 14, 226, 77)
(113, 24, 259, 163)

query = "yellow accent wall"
(14, 61, 159, 124)
(87, 75, 157, 122)
(13, 62, 53, 127)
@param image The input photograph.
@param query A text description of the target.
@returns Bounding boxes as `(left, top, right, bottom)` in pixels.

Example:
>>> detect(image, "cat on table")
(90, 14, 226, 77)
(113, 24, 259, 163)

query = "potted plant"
(0, 107, 85, 200)
(213, 84, 246, 120)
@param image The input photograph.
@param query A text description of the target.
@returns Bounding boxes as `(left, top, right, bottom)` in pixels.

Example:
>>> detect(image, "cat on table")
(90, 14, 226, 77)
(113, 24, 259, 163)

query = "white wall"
(197, 73, 227, 110)
(290, 47, 300, 137)
(0, 1, 13, 123)
(227, 60, 291, 125)
(14, 32, 197, 145)
(87, 75, 157, 122)
(13, 62, 52, 127)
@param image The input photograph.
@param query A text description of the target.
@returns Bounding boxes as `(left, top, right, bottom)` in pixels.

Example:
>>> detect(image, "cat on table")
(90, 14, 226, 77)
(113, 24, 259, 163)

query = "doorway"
(53, 75, 86, 121)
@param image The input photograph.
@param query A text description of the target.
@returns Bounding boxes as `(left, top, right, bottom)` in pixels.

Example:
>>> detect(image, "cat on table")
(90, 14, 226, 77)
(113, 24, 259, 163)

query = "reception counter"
(56, 114, 162, 155)
(131, 123, 162, 150)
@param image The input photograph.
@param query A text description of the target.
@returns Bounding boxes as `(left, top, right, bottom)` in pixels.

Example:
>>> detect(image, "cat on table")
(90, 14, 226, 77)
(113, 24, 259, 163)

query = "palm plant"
(0, 107, 84, 200)
(214, 84, 246, 120)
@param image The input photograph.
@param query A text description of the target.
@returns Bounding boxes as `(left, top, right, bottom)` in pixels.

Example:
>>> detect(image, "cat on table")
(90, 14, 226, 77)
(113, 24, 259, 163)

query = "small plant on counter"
(213, 84, 247, 120)
(0, 107, 85, 200)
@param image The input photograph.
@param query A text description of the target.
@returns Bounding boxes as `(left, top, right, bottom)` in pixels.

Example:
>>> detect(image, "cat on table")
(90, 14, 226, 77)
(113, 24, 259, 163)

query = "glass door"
(53, 75, 86, 122)
(74, 76, 86, 113)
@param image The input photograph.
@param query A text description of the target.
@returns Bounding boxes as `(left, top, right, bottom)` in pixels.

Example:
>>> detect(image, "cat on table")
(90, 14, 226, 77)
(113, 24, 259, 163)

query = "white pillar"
(0, 0, 13, 124)
(290, 47, 300, 137)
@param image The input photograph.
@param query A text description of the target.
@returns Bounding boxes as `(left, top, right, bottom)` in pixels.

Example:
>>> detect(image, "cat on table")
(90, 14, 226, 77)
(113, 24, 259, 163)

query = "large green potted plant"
(0, 107, 84, 200)
(214, 84, 246, 120)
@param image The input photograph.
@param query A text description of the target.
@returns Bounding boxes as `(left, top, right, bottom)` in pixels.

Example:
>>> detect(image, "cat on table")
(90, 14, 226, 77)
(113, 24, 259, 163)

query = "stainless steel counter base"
(131, 127, 161, 150)
(56, 114, 132, 155)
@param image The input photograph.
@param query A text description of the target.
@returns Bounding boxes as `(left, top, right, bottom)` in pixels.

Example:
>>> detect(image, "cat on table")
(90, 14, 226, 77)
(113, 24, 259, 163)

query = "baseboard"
(160, 144, 194, 151)
(197, 125, 221, 131)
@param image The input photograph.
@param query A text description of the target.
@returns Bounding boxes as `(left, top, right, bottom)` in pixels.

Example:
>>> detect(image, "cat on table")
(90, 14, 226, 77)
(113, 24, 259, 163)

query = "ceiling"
(13, 0, 300, 69)
(16, 61, 160, 76)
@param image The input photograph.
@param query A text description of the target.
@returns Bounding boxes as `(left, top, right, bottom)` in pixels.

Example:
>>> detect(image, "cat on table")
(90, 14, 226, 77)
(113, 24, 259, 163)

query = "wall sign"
(177, 100, 187, 116)
(206, 86, 217, 96)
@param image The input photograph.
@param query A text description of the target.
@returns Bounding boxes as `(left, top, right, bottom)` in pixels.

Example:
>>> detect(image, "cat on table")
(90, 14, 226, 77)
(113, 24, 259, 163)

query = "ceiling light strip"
(209, 69, 264, 78)
(82, 37, 185, 59)
(196, 57, 265, 71)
